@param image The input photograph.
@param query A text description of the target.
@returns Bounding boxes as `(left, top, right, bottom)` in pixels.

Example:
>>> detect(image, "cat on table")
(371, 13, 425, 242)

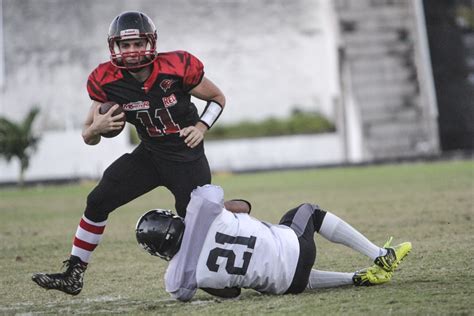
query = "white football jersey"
(165, 185, 299, 301)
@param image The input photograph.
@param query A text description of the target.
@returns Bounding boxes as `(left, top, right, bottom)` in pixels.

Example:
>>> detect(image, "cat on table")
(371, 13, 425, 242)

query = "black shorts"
(85, 143, 211, 221)
(279, 203, 326, 294)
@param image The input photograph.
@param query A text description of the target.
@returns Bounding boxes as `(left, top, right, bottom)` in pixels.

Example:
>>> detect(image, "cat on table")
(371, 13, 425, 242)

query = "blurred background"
(0, 0, 472, 184)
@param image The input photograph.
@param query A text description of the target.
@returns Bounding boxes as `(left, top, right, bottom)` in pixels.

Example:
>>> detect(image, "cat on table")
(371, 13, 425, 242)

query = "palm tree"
(0, 108, 41, 187)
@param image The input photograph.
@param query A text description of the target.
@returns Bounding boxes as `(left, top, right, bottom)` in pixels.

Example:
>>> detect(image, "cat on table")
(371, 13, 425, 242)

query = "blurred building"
(335, 0, 473, 160)
(423, 0, 474, 151)
(0, 0, 472, 182)
(0, 0, 338, 127)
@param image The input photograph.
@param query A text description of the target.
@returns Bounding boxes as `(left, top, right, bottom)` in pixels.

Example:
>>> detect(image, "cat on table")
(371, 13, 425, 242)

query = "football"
(99, 101, 125, 138)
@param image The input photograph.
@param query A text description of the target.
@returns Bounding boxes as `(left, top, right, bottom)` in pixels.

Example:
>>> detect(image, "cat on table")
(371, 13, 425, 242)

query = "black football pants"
(84, 143, 211, 222)
(279, 203, 327, 294)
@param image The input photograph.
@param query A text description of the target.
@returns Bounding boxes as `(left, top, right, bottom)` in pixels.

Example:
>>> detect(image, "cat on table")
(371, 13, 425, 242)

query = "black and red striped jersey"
(87, 50, 205, 161)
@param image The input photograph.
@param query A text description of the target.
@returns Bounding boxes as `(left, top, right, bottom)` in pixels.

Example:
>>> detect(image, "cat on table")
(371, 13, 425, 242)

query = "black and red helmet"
(108, 11, 158, 69)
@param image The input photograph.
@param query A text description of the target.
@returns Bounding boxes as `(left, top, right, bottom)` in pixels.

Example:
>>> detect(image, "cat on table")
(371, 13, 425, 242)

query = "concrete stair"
(335, 0, 437, 160)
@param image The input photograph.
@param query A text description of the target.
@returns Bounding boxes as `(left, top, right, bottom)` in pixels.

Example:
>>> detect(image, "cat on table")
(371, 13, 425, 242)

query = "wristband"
(200, 100, 223, 129)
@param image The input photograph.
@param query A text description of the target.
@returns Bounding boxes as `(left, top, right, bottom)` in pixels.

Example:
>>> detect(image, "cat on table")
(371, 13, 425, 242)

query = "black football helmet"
(135, 209, 185, 261)
(108, 11, 158, 69)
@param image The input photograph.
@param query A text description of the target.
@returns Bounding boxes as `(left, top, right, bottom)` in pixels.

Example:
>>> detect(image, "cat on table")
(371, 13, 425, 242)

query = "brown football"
(99, 101, 126, 138)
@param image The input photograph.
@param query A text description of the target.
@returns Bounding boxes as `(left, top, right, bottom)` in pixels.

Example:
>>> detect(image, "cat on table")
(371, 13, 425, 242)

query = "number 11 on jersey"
(136, 108, 180, 137)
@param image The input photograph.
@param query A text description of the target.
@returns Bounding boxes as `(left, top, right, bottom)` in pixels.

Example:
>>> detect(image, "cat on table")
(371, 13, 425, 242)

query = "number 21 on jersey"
(206, 232, 257, 275)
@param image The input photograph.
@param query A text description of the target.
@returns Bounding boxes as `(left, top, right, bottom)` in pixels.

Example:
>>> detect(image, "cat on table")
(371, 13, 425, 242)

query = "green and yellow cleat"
(353, 265, 392, 286)
(374, 237, 412, 272)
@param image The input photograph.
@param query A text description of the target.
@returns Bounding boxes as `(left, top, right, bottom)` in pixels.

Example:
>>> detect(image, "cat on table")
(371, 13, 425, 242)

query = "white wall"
(0, 130, 133, 183)
(0, 130, 344, 183)
(0, 0, 340, 128)
(206, 133, 344, 171)
(0, 0, 4, 92)
(0, 0, 346, 184)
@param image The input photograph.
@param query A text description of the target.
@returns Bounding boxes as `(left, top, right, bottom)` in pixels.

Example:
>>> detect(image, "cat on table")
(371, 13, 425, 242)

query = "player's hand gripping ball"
(99, 101, 125, 138)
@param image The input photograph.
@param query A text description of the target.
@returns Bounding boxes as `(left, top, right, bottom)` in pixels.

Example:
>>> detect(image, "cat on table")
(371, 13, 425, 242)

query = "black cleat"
(32, 256, 87, 295)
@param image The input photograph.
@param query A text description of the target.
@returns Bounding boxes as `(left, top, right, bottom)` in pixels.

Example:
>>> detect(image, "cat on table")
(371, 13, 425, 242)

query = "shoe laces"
(61, 258, 86, 274)
(61, 259, 71, 268)
(383, 236, 393, 248)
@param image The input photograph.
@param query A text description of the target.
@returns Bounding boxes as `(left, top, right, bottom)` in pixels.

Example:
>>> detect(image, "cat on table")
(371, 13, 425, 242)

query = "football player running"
(136, 185, 412, 301)
(32, 11, 225, 295)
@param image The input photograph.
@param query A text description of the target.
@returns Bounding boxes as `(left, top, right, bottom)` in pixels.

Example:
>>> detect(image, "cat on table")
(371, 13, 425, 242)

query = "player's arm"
(180, 77, 226, 148)
(224, 199, 252, 214)
(81, 101, 125, 145)
(82, 101, 102, 145)
(190, 76, 226, 109)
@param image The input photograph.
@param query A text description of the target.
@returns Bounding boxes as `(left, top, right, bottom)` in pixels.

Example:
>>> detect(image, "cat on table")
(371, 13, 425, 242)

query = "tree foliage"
(0, 108, 41, 186)
(206, 109, 335, 140)
(128, 109, 335, 144)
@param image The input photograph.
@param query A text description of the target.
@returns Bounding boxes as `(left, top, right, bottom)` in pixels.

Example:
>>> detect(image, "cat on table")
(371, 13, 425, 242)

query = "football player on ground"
(135, 185, 412, 301)
(32, 11, 226, 295)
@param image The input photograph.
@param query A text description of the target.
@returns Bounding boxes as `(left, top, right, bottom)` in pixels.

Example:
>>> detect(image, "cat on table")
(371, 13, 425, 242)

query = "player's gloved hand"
(180, 122, 208, 148)
(91, 103, 125, 135)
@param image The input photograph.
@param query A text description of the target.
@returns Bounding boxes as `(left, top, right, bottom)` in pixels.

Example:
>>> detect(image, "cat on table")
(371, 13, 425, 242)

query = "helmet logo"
(120, 29, 140, 39)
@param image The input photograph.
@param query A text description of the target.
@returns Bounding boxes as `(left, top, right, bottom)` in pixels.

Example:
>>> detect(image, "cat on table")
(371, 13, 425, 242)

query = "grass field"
(0, 160, 473, 315)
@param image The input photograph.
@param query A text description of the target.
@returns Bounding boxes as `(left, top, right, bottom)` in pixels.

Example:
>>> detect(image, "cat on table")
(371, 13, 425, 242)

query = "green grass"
(0, 160, 473, 315)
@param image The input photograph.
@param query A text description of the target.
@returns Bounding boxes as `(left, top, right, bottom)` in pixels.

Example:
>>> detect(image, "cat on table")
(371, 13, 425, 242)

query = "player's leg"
(160, 155, 211, 217)
(279, 204, 392, 290)
(280, 205, 317, 294)
(281, 204, 359, 292)
(317, 207, 411, 272)
(307, 267, 393, 288)
(291, 203, 411, 282)
(74, 145, 160, 262)
(32, 144, 161, 295)
(306, 270, 355, 288)
(316, 207, 386, 260)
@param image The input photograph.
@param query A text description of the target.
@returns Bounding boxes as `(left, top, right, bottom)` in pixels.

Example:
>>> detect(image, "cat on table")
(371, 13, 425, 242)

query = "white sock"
(71, 215, 107, 263)
(319, 212, 386, 260)
(306, 269, 354, 289)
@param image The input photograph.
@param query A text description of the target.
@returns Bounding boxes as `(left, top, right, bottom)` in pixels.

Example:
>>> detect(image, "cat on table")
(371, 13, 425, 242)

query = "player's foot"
(32, 256, 87, 295)
(374, 237, 412, 272)
(353, 265, 392, 286)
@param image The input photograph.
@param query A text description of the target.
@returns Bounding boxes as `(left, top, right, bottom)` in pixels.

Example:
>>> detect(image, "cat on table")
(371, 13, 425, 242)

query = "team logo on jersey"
(123, 101, 150, 111)
(162, 94, 178, 107)
(160, 79, 177, 92)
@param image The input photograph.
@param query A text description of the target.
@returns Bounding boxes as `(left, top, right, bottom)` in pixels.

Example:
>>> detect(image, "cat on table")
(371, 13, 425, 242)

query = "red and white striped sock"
(71, 215, 107, 263)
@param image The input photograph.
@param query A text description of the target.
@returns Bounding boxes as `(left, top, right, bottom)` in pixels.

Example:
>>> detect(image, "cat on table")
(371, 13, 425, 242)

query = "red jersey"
(87, 51, 205, 161)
